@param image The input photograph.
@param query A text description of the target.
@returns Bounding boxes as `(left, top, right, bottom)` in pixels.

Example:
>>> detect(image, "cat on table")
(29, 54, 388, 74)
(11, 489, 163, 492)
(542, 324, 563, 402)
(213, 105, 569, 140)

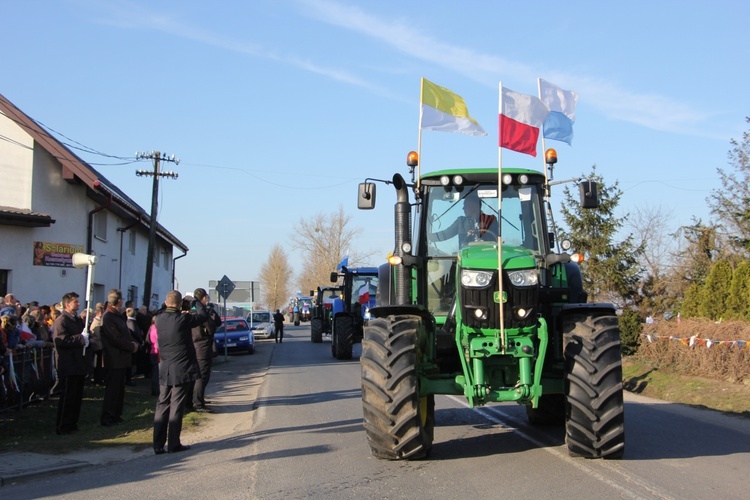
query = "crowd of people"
(0, 287, 222, 455)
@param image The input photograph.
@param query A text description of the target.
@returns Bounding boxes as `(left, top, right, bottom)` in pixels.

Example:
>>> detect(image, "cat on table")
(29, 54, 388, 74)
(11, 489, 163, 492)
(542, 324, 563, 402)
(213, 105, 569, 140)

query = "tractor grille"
(461, 271, 539, 329)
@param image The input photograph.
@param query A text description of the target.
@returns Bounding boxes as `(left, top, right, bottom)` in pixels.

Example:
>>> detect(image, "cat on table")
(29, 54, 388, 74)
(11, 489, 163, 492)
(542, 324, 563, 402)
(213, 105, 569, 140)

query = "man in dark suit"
(153, 290, 208, 454)
(100, 289, 139, 426)
(52, 292, 87, 435)
(191, 288, 221, 412)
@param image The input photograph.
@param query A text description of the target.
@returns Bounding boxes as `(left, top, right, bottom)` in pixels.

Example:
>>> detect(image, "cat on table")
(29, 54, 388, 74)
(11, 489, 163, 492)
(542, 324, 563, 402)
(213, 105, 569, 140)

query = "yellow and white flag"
(420, 78, 487, 136)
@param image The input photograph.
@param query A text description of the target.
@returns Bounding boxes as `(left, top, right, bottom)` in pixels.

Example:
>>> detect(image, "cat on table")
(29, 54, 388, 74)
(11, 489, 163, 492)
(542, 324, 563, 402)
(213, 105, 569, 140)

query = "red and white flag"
(358, 284, 370, 305)
(499, 86, 550, 157)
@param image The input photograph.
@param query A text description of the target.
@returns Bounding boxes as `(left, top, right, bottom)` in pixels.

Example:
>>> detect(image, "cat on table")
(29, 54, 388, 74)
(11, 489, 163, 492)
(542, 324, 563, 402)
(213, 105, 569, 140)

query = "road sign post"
(217, 275, 235, 361)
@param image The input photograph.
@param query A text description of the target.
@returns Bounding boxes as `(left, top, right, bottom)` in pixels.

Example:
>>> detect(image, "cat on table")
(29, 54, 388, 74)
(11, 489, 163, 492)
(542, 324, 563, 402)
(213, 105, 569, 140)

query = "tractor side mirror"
(358, 182, 376, 210)
(579, 181, 599, 209)
(548, 232, 555, 248)
(330, 272, 338, 283)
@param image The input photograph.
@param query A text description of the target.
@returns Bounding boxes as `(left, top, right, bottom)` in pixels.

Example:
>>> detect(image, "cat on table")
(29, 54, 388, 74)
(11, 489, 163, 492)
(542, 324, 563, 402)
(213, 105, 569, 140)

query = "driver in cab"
(429, 194, 497, 248)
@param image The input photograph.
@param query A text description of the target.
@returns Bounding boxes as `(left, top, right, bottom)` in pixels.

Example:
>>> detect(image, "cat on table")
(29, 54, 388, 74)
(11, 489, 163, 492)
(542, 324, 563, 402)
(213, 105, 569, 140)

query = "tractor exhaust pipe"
(392, 173, 412, 305)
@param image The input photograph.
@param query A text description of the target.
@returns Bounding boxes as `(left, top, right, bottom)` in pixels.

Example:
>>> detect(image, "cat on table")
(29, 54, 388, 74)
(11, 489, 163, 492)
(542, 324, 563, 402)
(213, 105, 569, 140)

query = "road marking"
(447, 395, 674, 500)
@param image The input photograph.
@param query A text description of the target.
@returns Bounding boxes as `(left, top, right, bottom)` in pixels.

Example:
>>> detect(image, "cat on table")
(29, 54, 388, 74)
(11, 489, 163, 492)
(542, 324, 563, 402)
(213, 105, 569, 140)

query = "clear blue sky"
(3, 0, 748, 297)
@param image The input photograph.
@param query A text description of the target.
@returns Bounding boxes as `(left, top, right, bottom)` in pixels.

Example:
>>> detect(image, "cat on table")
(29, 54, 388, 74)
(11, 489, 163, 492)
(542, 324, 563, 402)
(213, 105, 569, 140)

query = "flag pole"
(538, 78, 550, 197)
(538, 78, 559, 253)
(497, 82, 505, 354)
(417, 77, 425, 190)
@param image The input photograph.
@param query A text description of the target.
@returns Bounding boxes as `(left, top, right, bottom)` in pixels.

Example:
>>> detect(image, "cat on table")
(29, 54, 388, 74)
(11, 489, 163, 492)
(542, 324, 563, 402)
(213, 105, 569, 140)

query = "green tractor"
(310, 285, 342, 343)
(357, 149, 624, 460)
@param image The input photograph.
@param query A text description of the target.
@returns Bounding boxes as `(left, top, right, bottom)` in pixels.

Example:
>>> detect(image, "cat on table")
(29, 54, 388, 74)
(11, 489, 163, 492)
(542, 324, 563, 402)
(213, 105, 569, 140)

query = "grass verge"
(0, 377, 207, 454)
(623, 357, 750, 418)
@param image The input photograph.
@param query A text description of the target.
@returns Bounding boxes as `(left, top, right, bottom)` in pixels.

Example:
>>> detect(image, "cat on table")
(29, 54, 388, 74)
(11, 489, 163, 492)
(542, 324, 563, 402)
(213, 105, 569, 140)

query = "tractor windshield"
(423, 181, 545, 315)
(426, 183, 544, 256)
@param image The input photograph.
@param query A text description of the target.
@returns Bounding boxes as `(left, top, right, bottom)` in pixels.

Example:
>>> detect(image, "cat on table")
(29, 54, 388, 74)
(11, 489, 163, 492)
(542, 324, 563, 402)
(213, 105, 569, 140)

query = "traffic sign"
(216, 275, 235, 300)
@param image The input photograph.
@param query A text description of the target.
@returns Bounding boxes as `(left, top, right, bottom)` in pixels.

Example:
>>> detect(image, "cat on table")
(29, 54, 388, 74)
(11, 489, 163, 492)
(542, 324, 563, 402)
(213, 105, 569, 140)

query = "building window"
(163, 250, 170, 270)
(128, 231, 136, 255)
(0, 270, 8, 297)
(94, 212, 107, 241)
(127, 285, 138, 306)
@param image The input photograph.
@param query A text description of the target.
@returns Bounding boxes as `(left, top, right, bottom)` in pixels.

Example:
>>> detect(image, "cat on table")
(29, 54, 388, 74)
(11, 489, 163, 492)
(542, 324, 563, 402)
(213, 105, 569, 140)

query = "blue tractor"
(312, 266, 378, 360)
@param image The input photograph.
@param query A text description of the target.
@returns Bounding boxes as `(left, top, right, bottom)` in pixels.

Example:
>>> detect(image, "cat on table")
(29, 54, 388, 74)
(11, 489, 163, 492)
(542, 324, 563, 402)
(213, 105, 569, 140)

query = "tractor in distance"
(310, 266, 379, 360)
(310, 285, 342, 343)
(356, 149, 624, 460)
(288, 294, 314, 326)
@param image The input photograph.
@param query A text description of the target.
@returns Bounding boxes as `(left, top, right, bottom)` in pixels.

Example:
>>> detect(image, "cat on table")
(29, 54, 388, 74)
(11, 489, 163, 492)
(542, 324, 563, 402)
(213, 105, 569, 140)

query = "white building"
(0, 93, 188, 310)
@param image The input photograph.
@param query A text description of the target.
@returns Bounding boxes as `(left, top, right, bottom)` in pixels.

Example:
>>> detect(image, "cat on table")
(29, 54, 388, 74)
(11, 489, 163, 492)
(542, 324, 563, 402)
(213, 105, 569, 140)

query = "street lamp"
(72, 252, 97, 340)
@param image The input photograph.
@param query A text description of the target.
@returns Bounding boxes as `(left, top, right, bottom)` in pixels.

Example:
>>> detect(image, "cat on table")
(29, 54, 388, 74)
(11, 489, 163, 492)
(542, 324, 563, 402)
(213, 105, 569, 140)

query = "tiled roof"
(0, 205, 55, 227)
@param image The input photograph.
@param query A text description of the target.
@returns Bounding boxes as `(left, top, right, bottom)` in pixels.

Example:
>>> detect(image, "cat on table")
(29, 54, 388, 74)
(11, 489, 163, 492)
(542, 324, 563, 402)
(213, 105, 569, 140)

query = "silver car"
(247, 310, 275, 339)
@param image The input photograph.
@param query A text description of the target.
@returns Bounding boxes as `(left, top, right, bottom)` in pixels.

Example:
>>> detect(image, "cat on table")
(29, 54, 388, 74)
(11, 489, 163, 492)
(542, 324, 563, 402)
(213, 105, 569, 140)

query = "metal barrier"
(0, 346, 56, 413)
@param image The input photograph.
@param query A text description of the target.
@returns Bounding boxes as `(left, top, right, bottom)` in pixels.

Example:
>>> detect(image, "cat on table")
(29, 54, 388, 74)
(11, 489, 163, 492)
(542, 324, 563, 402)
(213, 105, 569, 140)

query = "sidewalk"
(0, 339, 274, 487)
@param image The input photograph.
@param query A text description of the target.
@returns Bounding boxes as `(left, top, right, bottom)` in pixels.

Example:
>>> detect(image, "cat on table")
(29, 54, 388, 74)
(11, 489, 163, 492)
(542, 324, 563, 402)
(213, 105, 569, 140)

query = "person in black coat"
(273, 309, 285, 343)
(52, 292, 87, 435)
(100, 289, 139, 426)
(153, 290, 208, 454)
(190, 288, 222, 412)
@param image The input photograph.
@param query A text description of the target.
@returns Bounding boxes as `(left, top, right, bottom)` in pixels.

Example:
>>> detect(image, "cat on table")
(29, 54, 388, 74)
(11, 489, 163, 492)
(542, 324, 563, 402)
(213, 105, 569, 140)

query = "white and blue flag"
(539, 79, 578, 145)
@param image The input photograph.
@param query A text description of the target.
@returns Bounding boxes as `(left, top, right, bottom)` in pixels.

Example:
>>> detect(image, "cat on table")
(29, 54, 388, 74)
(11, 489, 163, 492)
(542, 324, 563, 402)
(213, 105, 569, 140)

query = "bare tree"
(627, 204, 677, 316)
(259, 244, 292, 311)
(289, 205, 365, 295)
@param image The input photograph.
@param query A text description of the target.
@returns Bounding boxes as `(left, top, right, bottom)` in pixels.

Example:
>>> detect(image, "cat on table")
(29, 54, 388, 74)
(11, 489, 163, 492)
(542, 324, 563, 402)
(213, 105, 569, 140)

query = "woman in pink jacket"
(148, 316, 159, 396)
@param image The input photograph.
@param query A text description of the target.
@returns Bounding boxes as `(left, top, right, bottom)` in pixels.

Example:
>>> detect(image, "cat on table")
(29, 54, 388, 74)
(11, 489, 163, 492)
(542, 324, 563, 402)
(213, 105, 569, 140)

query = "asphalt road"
(5, 324, 750, 499)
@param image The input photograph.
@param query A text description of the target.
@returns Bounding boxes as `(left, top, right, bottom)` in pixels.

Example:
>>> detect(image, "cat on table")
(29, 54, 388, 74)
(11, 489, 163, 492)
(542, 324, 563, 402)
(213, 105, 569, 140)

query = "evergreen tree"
(726, 260, 750, 320)
(696, 259, 733, 321)
(680, 282, 702, 318)
(558, 166, 643, 307)
(707, 117, 750, 255)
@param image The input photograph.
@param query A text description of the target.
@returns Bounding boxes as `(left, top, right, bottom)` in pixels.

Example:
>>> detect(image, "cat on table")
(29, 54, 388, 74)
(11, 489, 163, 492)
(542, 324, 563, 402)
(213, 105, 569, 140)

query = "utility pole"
(136, 150, 179, 309)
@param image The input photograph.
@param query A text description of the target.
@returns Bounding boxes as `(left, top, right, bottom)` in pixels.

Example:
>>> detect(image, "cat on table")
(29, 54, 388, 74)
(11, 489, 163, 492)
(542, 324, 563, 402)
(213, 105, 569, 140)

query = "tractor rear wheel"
(333, 315, 354, 360)
(563, 312, 625, 459)
(361, 315, 434, 460)
(311, 318, 323, 343)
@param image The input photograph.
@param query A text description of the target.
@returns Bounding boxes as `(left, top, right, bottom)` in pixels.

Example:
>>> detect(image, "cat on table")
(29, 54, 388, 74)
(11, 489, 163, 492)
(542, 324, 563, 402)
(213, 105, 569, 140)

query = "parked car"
(246, 310, 275, 339)
(214, 317, 254, 354)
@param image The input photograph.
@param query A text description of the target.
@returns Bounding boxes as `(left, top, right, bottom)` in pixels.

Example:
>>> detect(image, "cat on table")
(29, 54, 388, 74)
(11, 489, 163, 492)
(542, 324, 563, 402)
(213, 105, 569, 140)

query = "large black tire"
(526, 394, 565, 425)
(294, 312, 300, 326)
(333, 315, 354, 360)
(563, 313, 625, 459)
(311, 318, 323, 343)
(361, 315, 434, 460)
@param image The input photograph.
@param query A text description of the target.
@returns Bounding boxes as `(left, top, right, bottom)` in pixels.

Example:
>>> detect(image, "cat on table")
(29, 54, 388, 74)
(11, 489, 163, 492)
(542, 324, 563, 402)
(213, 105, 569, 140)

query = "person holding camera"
(190, 288, 222, 412)
(153, 290, 208, 454)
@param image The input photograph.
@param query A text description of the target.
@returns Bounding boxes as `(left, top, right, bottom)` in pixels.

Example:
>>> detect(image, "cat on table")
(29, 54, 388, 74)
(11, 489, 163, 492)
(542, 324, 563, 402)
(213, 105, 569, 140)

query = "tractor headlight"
(461, 269, 493, 288)
(507, 269, 539, 287)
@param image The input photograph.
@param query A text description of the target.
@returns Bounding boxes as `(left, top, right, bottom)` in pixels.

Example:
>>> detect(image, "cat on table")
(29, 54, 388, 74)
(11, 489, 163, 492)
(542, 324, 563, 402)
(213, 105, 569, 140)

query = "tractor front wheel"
(311, 318, 323, 343)
(563, 312, 625, 459)
(361, 315, 434, 460)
